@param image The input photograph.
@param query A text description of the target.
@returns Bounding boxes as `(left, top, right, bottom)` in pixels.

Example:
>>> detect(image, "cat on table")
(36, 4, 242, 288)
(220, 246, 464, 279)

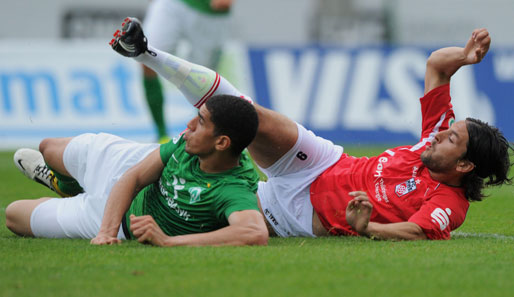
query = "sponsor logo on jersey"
(264, 209, 279, 226)
(412, 166, 419, 177)
(448, 117, 455, 127)
(395, 178, 416, 197)
(374, 178, 390, 203)
(188, 187, 203, 204)
(431, 208, 452, 231)
(374, 157, 388, 178)
(160, 177, 191, 221)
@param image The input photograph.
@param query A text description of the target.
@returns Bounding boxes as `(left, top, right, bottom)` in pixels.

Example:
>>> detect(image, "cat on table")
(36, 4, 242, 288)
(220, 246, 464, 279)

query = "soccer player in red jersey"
(254, 28, 512, 240)
(253, 28, 512, 240)
(108, 20, 511, 240)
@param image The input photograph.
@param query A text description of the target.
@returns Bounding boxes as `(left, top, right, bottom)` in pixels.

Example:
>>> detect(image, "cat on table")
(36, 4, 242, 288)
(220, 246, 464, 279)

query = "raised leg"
(39, 137, 73, 177)
(111, 17, 299, 168)
(249, 105, 298, 168)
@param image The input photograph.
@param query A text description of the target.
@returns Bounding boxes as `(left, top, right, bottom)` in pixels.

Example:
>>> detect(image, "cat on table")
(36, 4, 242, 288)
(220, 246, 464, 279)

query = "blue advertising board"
(248, 46, 514, 144)
(0, 42, 195, 149)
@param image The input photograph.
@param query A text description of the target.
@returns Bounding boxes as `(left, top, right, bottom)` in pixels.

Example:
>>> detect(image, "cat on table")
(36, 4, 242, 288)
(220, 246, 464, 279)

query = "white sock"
(135, 45, 253, 108)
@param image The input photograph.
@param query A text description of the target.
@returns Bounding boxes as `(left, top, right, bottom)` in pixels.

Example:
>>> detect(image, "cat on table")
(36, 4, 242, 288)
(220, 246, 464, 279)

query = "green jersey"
(180, 0, 230, 15)
(124, 133, 259, 238)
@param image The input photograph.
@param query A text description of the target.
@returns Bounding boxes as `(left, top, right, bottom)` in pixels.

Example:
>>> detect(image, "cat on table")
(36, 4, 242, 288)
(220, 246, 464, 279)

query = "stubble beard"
(421, 150, 452, 173)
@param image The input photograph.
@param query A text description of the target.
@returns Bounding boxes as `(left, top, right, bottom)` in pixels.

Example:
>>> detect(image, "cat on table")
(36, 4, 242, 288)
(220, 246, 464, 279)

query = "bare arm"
(90, 148, 164, 245)
(424, 28, 490, 94)
(364, 222, 427, 241)
(346, 191, 427, 241)
(130, 209, 268, 246)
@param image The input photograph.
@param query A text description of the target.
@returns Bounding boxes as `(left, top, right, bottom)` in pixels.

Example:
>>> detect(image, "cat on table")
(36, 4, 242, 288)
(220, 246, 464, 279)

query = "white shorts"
(257, 124, 343, 237)
(144, 0, 231, 68)
(30, 133, 159, 239)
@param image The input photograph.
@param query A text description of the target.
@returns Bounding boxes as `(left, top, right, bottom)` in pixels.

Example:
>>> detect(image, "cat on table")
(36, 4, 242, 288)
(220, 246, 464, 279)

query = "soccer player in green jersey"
(6, 94, 268, 247)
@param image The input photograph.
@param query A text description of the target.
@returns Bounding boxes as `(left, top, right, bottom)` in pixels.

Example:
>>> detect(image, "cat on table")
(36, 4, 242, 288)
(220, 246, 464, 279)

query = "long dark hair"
(462, 118, 513, 201)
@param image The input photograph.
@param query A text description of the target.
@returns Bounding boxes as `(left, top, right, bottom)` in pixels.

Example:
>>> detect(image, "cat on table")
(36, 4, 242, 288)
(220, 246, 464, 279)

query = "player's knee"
(39, 138, 55, 156)
(5, 201, 23, 235)
(5, 201, 35, 237)
(39, 137, 69, 162)
(5, 202, 14, 230)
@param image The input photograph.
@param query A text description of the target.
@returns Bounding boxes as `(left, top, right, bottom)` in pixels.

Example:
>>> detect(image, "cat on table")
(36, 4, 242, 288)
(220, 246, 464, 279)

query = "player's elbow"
(407, 223, 428, 240)
(245, 223, 269, 246)
(426, 50, 440, 65)
(123, 167, 146, 194)
(256, 228, 269, 245)
(426, 52, 444, 77)
(410, 231, 428, 240)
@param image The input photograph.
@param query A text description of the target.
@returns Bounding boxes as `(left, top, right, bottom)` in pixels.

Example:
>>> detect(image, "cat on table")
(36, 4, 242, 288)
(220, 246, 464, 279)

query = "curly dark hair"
(205, 95, 259, 156)
(462, 118, 513, 201)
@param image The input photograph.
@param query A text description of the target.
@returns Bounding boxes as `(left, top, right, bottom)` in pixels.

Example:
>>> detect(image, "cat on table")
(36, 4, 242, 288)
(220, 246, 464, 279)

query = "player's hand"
(346, 191, 373, 235)
(130, 214, 168, 246)
(463, 28, 490, 65)
(210, 0, 233, 11)
(90, 233, 122, 245)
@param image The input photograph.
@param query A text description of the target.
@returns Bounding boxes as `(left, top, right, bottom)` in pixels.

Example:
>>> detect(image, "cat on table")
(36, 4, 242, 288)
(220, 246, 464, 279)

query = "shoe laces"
(34, 164, 56, 182)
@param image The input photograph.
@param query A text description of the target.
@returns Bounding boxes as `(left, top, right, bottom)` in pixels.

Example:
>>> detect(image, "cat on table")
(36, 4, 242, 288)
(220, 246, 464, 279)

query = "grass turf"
(0, 149, 513, 297)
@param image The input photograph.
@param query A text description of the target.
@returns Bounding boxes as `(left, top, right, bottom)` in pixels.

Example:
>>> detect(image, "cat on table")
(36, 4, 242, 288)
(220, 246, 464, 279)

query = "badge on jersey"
(395, 178, 417, 197)
(189, 187, 204, 204)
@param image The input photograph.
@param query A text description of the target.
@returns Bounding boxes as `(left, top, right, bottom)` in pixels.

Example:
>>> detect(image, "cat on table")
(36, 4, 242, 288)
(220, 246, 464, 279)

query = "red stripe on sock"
(194, 73, 219, 108)
(194, 73, 220, 108)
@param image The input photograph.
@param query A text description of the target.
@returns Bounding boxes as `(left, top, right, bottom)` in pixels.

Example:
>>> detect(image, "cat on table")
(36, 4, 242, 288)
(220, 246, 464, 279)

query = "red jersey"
(310, 84, 469, 240)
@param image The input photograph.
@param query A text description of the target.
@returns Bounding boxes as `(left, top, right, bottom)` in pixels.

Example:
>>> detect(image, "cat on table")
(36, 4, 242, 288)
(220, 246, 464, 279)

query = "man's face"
(183, 105, 218, 156)
(421, 120, 470, 173)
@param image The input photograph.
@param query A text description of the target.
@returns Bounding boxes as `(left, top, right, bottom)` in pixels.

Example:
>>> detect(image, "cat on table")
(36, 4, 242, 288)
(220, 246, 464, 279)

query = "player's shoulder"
(428, 184, 469, 208)
(160, 133, 190, 163)
(217, 157, 259, 191)
(224, 163, 259, 187)
(161, 133, 186, 149)
(381, 145, 424, 160)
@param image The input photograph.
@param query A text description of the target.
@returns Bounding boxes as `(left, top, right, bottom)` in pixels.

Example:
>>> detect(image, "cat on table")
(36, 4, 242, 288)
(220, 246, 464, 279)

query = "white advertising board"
(0, 41, 196, 149)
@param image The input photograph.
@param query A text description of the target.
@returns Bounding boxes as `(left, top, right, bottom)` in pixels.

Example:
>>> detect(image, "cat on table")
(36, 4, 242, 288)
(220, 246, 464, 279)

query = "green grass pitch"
(1, 148, 513, 297)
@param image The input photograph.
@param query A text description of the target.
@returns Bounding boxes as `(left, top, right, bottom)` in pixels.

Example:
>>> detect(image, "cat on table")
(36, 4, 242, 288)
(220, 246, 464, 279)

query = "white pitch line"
(451, 231, 514, 240)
